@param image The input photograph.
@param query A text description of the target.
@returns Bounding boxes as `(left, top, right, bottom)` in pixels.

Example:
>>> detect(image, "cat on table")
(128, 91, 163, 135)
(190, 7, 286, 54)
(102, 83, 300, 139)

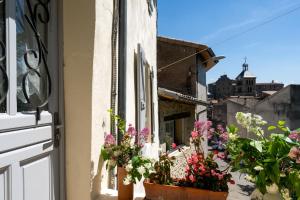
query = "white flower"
(281, 188, 291, 200)
(235, 112, 267, 137)
(137, 166, 146, 175)
(125, 164, 133, 172)
(266, 183, 279, 194)
(123, 175, 132, 185)
(254, 166, 264, 171)
(113, 150, 121, 157)
(145, 163, 152, 170)
(229, 132, 238, 141)
(244, 175, 255, 182)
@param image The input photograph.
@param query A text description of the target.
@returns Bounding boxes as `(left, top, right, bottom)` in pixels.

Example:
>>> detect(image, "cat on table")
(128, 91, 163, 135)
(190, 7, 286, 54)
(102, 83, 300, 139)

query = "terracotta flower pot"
(118, 167, 133, 200)
(144, 181, 228, 200)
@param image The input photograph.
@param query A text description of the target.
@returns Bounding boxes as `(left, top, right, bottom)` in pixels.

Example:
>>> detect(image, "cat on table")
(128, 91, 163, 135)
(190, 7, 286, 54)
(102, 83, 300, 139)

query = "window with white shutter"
(136, 44, 154, 142)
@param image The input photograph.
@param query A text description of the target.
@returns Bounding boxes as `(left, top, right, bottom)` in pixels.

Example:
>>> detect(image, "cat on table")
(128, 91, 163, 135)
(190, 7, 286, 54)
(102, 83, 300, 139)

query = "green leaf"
(250, 140, 263, 152)
(227, 124, 239, 134)
(278, 120, 286, 126)
(101, 148, 110, 161)
(268, 126, 277, 131)
(263, 158, 276, 163)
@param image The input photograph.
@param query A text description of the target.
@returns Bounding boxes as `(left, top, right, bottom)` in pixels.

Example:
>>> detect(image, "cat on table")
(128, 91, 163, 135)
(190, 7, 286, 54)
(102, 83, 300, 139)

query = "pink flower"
(217, 124, 224, 132)
(127, 124, 137, 137)
(220, 132, 229, 141)
(194, 121, 206, 130)
(104, 133, 115, 146)
(192, 153, 199, 163)
(211, 170, 216, 176)
(207, 121, 213, 128)
(217, 173, 224, 180)
(191, 131, 198, 139)
(171, 143, 177, 149)
(140, 128, 150, 138)
(288, 146, 300, 163)
(189, 175, 196, 182)
(289, 131, 300, 142)
(185, 166, 190, 172)
(217, 152, 225, 159)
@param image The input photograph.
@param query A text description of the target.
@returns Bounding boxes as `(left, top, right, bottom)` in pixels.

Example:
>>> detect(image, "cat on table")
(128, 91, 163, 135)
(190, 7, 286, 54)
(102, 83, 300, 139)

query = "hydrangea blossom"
(104, 133, 115, 146)
(235, 112, 267, 136)
(127, 124, 137, 137)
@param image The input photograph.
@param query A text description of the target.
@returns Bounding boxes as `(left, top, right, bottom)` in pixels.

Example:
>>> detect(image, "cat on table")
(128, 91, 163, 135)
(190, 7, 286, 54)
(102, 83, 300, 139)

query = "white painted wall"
(63, 0, 158, 199)
(126, 0, 159, 195)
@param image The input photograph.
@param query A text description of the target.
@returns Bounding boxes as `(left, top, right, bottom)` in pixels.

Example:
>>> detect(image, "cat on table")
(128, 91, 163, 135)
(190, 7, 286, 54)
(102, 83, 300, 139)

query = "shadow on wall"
(91, 156, 105, 200)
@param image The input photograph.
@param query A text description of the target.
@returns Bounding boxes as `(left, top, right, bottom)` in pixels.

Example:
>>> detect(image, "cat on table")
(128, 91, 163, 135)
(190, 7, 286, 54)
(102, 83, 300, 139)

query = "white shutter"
(137, 44, 146, 131)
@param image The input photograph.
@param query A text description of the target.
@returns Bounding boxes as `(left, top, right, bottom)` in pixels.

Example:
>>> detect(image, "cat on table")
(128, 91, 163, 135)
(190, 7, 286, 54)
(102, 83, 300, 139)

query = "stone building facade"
(208, 61, 283, 99)
(210, 85, 300, 138)
(157, 37, 220, 151)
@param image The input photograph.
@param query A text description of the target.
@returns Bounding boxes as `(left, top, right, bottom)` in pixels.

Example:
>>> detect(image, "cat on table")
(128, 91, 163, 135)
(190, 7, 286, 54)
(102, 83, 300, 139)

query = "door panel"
(0, 167, 9, 200)
(22, 155, 51, 200)
(0, 126, 52, 153)
(0, 141, 54, 200)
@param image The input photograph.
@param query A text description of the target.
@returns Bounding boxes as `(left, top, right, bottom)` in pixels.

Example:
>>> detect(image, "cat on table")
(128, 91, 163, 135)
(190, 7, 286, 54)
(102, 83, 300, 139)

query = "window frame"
(0, 0, 58, 131)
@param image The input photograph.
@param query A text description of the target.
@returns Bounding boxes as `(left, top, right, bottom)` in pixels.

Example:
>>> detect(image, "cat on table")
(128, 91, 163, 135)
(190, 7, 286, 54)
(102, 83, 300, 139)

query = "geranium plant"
(226, 112, 300, 199)
(148, 120, 234, 192)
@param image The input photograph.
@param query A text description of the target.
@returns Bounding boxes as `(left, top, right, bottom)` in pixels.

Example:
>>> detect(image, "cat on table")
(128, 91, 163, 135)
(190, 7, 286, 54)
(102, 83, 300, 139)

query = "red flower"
(191, 131, 199, 139)
(171, 143, 177, 149)
(189, 175, 196, 182)
(229, 180, 235, 184)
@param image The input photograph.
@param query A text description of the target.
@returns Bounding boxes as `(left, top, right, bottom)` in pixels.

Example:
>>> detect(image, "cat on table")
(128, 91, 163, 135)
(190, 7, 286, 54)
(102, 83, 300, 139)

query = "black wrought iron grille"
(17, 0, 51, 116)
(0, 0, 8, 113)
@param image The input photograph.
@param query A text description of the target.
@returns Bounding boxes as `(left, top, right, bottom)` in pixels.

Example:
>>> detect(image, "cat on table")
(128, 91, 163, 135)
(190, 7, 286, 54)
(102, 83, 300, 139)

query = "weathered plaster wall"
(255, 85, 300, 130)
(63, 1, 158, 199)
(63, 0, 95, 200)
(90, 0, 113, 198)
(126, 0, 159, 195)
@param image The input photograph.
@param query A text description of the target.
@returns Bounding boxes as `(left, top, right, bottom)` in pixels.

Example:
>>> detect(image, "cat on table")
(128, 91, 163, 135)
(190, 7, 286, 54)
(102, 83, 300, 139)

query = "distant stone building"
(256, 81, 284, 97)
(208, 61, 283, 99)
(210, 85, 300, 138)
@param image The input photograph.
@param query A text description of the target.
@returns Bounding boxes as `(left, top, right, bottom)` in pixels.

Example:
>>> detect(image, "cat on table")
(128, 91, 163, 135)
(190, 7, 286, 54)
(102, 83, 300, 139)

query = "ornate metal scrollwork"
(0, 0, 8, 106)
(0, 41, 8, 105)
(21, 0, 51, 112)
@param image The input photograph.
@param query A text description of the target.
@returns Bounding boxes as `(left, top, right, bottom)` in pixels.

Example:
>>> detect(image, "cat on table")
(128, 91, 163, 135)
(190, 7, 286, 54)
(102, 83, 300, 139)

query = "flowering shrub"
(148, 119, 233, 192)
(208, 124, 229, 151)
(101, 112, 150, 169)
(226, 112, 300, 199)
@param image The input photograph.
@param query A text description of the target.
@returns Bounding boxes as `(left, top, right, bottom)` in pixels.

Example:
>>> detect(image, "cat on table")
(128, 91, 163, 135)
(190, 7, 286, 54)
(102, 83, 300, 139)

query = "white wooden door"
(0, 0, 61, 200)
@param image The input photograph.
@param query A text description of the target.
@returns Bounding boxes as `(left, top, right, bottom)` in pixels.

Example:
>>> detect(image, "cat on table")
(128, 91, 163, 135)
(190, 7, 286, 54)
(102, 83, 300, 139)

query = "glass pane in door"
(0, 0, 7, 113)
(16, 0, 50, 112)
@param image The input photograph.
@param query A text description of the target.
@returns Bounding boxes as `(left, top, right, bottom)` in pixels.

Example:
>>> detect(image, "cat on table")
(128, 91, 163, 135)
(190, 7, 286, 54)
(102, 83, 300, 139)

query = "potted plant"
(101, 113, 152, 200)
(226, 112, 300, 200)
(144, 120, 234, 200)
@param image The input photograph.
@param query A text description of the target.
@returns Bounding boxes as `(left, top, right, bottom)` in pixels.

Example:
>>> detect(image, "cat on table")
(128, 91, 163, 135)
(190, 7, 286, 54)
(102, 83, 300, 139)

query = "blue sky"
(158, 0, 300, 85)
